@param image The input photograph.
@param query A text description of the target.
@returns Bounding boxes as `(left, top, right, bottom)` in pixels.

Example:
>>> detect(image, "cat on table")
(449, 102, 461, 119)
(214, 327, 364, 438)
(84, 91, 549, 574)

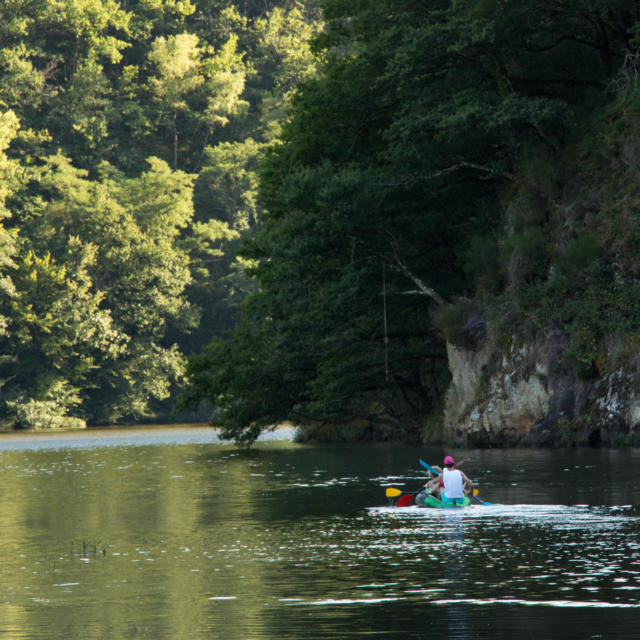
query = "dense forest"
(0, 0, 321, 429)
(3, 1, 640, 442)
(183, 0, 640, 444)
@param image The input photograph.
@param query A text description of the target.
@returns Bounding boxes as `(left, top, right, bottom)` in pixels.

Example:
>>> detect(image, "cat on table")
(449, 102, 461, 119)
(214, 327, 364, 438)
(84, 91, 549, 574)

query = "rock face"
(443, 337, 640, 446)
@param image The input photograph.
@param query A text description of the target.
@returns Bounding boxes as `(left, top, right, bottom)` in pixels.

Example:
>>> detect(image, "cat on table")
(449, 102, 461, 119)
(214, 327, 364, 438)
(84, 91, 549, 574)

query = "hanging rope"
(382, 263, 389, 383)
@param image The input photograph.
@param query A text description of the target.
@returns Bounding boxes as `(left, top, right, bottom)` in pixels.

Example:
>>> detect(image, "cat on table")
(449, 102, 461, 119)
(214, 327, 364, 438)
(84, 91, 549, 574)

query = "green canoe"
(419, 493, 471, 509)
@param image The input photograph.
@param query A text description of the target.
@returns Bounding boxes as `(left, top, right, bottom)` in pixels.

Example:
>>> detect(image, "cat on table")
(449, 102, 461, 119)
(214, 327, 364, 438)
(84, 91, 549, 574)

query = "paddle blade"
(419, 459, 440, 476)
(396, 493, 414, 507)
(385, 487, 402, 497)
(470, 492, 494, 506)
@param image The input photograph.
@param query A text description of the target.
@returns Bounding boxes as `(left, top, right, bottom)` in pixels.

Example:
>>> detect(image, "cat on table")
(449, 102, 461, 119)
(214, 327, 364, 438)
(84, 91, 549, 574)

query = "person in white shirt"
(423, 455, 473, 502)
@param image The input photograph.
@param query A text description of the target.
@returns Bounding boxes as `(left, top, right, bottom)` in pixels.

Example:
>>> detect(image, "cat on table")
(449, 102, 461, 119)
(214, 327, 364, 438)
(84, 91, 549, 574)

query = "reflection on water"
(0, 432, 639, 638)
(442, 511, 467, 639)
(368, 503, 640, 607)
(0, 424, 298, 451)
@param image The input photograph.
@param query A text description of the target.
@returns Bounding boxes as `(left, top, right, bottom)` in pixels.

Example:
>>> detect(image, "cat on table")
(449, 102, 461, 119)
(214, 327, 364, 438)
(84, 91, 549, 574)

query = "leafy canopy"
(184, 0, 640, 443)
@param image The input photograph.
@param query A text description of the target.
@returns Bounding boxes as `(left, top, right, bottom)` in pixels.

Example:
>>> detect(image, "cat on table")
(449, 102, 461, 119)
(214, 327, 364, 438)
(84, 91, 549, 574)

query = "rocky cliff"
(443, 336, 640, 447)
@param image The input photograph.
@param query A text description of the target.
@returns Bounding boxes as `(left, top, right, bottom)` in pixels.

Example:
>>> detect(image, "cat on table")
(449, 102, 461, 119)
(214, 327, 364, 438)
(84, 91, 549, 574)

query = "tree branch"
(387, 238, 445, 306)
(382, 161, 514, 188)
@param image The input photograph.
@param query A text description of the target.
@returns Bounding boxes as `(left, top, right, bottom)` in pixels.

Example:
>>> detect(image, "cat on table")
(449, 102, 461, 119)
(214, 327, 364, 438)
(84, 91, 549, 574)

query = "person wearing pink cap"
(423, 455, 473, 502)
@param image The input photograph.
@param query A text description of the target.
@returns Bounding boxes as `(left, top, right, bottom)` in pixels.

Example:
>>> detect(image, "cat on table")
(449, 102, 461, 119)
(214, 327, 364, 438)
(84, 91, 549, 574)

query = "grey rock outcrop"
(443, 337, 640, 446)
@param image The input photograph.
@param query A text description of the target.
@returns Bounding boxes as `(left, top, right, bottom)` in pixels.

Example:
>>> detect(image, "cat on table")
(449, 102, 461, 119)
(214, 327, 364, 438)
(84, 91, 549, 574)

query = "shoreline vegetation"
(184, 2, 640, 448)
(0, 421, 637, 451)
(0, 0, 322, 432)
(3, 2, 640, 448)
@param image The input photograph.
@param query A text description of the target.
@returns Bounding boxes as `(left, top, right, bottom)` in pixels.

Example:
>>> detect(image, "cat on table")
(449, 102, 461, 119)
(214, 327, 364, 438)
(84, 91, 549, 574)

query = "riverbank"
(0, 423, 298, 451)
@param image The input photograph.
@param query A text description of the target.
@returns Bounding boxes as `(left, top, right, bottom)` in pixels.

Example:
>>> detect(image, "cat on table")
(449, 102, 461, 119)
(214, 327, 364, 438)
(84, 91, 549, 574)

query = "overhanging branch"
(382, 161, 514, 188)
(387, 238, 445, 306)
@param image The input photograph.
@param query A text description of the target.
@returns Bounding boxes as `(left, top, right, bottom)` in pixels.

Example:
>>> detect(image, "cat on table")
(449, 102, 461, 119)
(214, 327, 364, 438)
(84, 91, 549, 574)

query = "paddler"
(423, 455, 473, 503)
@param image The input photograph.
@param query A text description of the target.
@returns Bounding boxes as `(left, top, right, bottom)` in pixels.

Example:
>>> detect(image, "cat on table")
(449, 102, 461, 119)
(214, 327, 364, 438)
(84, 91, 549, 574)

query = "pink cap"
(443, 455, 455, 466)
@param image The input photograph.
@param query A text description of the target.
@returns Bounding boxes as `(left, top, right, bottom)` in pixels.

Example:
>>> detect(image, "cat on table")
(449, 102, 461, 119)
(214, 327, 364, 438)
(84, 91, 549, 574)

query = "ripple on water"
(432, 598, 640, 609)
(2, 441, 640, 640)
(350, 503, 640, 608)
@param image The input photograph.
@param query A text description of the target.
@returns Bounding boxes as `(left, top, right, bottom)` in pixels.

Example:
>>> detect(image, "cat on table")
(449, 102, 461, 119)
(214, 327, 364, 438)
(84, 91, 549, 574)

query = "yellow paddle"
(385, 486, 424, 506)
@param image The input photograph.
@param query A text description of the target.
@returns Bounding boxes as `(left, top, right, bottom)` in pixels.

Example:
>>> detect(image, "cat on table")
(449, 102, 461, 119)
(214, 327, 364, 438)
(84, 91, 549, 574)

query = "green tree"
(146, 30, 249, 169)
(2, 244, 125, 429)
(0, 110, 23, 340)
(182, 138, 262, 352)
(0, 0, 329, 429)
(184, 0, 640, 443)
(250, 0, 322, 138)
(0, 111, 120, 429)
(9, 154, 200, 424)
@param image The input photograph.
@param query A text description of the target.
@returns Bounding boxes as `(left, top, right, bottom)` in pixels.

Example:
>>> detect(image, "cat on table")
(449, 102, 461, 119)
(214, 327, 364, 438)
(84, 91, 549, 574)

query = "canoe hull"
(420, 494, 470, 509)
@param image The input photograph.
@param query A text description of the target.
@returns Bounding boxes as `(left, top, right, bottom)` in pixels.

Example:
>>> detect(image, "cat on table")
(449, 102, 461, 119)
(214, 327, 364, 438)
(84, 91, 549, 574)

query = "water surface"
(0, 428, 638, 639)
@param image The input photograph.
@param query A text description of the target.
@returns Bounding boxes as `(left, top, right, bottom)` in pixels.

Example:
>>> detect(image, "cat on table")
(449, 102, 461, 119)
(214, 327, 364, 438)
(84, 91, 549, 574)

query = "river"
(0, 425, 638, 639)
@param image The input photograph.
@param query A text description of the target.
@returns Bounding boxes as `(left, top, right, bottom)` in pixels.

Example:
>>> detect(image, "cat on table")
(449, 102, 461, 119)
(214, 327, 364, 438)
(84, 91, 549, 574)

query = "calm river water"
(0, 426, 639, 639)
